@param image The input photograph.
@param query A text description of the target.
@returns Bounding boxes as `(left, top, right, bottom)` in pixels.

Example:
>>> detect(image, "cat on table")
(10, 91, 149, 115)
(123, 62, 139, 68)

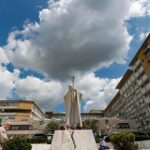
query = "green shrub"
(110, 131, 138, 150)
(95, 137, 100, 143)
(105, 136, 110, 142)
(45, 121, 59, 134)
(3, 137, 32, 150)
(82, 119, 99, 133)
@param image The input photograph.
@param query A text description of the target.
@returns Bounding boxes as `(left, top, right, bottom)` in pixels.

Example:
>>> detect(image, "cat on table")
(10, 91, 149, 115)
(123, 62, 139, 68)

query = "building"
(82, 110, 104, 120)
(105, 33, 150, 131)
(45, 109, 104, 121)
(0, 100, 45, 122)
(98, 117, 137, 135)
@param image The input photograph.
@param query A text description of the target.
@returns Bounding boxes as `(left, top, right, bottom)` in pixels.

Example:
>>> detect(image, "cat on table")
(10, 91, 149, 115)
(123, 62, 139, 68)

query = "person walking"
(99, 137, 106, 150)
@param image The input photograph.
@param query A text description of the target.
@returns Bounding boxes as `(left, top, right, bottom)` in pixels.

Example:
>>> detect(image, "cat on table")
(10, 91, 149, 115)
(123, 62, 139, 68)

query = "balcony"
(134, 71, 139, 78)
(137, 79, 143, 85)
(138, 66, 144, 74)
(142, 74, 148, 82)
(141, 88, 146, 94)
(146, 82, 150, 90)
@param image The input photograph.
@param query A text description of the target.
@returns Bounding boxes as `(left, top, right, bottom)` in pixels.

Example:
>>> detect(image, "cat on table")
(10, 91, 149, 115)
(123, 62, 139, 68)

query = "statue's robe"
(64, 86, 82, 128)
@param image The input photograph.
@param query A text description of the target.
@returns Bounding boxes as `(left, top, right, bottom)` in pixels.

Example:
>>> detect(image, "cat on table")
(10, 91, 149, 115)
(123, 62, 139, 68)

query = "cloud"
(0, 65, 120, 111)
(129, 0, 150, 17)
(13, 73, 120, 111)
(76, 73, 120, 111)
(0, 66, 19, 99)
(15, 76, 65, 110)
(4, 0, 132, 80)
(139, 31, 149, 41)
(0, 47, 9, 64)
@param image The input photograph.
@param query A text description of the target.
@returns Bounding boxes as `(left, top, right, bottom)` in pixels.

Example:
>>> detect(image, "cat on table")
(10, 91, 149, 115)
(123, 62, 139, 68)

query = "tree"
(45, 120, 59, 134)
(82, 119, 99, 133)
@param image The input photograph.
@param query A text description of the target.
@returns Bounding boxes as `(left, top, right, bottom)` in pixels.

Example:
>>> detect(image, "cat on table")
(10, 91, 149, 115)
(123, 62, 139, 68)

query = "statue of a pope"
(64, 85, 82, 128)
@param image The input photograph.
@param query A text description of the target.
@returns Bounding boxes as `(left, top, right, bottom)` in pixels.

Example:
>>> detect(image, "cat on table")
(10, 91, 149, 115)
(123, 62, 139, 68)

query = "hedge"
(3, 137, 32, 150)
(110, 131, 138, 150)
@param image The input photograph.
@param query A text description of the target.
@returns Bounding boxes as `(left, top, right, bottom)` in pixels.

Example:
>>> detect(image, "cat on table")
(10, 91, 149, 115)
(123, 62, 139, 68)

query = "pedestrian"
(0, 122, 10, 147)
(99, 137, 106, 150)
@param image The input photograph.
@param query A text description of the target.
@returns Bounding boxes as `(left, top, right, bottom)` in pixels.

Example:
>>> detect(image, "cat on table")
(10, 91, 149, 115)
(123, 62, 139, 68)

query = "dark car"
(32, 133, 48, 141)
(132, 131, 148, 136)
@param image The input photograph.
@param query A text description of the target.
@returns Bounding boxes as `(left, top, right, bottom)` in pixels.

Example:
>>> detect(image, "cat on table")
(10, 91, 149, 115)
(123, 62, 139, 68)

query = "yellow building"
(105, 33, 150, 131)
(0, 100, 45, 122)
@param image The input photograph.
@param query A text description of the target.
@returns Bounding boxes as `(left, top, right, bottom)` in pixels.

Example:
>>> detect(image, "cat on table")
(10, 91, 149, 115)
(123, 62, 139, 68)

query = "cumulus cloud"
(76, 73, 120, 111)
(13, 73, 120, 111)
(0, 66, 19, 99)
(0, 65, 120, 111)
(0, 47, 9, 64)
(4, 0, 132, 80)
(129, 0, 150, 17)
(0, 64, 64, 110)
(15, 76, 65, 110)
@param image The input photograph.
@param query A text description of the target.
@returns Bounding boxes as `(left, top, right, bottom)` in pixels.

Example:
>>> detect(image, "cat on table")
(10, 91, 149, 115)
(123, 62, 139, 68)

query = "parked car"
(132, 131, 148, 136)
(32, 133, 48, 141)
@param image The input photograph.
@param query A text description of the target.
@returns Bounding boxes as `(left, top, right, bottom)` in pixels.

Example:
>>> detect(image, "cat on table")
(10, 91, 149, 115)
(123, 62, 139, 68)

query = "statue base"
(50, 130, 98, 150)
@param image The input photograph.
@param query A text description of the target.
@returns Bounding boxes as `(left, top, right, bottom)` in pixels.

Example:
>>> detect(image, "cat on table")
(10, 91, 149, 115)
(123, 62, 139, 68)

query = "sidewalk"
(135, 140, 150, 150)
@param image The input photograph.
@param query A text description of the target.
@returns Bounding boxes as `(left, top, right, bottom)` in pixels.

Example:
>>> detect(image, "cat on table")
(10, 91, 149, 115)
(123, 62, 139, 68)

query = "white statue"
(64, 85, 82, 128)
(51, 82, 98, 150)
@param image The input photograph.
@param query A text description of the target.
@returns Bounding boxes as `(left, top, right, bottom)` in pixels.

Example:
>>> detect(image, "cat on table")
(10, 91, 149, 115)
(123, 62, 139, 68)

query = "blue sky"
(0, 0, 48, 45)
(0, 0, 150, 112)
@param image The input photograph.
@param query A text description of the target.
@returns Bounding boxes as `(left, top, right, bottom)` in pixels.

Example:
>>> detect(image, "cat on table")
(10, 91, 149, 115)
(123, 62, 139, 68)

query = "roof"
(45, 111, 104, 115)
(0, 100, 34, 103)
(129, 33, 150, 66)
(116, 33, 150, 89)
(116, 69, 132, 89)
(0, 100, 45, 115)
(7, 121, 32, 125)
(89, 110, 104, 113)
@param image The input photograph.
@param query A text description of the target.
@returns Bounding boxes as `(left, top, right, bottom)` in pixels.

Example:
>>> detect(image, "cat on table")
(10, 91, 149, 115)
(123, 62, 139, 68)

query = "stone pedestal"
(50, 130, 98, 150)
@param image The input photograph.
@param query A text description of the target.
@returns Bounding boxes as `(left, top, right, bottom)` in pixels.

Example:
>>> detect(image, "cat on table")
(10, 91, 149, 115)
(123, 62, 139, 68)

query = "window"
(116, 123, 130, 129)
(20, 125, 30, 130)
(137, 71, 145, 80)
(105, 119, 109, 124)
(11, 125, 19, 130)
(141, 79, 149, 88)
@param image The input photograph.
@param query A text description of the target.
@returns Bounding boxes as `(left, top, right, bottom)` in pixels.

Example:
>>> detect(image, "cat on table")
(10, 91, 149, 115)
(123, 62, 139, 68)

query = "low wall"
(32, 144, 51, 150)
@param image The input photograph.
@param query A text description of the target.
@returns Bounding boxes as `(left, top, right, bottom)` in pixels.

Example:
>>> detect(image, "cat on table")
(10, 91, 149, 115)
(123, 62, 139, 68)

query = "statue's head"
(69, 85, 74, 90)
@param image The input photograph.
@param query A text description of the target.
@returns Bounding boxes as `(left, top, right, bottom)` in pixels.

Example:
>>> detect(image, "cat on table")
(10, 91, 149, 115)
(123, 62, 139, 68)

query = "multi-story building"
(105, 33, 150, 131)
(0, 100, 45, 122)
(45, 109, 104, 121)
